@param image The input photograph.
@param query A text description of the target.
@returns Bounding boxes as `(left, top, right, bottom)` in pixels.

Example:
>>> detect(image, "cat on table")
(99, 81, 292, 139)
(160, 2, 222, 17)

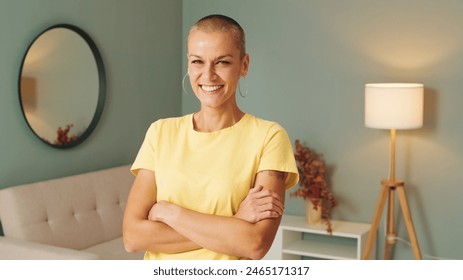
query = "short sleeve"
(258, 124, 299, 189)
(131, 123, 157, 175)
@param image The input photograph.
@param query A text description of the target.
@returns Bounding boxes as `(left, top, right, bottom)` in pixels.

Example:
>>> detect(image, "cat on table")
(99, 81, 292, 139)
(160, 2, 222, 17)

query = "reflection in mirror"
(19, 24, 105, 148)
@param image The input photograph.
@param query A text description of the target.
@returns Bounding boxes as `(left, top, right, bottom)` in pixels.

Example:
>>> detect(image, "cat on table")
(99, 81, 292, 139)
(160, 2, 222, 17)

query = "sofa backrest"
(0, 165, 134, 250)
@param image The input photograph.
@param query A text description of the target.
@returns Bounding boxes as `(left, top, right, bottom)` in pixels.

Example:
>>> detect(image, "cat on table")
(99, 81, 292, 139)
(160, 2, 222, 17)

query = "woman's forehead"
(188, 30, 240, 55)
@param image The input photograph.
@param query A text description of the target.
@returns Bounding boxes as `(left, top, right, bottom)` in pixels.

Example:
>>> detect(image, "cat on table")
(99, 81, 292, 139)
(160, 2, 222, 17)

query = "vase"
(306, 200, 322, 225)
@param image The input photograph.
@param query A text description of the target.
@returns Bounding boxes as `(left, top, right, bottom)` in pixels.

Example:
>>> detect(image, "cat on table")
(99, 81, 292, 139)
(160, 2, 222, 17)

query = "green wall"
(0, 0, 182, 188)
(182, 0, 463, 259)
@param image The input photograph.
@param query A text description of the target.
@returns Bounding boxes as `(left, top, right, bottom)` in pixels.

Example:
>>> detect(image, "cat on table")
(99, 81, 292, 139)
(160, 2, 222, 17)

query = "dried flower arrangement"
(291, 139, 337, 233)
(53, 124, 78, 145)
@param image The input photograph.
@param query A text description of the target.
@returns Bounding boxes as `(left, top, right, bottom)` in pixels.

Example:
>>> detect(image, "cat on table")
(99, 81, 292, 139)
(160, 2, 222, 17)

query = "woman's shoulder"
(245, 113, 286, 132)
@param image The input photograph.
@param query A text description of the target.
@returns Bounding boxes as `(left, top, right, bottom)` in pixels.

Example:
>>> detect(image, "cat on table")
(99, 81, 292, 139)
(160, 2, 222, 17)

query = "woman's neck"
(193, 107, 245, 132)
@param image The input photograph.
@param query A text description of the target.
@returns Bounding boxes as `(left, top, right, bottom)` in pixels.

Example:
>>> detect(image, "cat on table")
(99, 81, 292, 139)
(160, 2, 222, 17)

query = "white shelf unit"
(264, 215, 375, 260)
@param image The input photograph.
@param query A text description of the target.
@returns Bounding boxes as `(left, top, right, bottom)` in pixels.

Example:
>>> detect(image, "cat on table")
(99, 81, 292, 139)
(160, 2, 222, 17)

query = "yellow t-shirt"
(131, 113, 299, 260)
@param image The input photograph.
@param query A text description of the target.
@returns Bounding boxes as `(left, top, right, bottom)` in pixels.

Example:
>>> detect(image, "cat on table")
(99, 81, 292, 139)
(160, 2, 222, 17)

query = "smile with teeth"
(201, 85, 223, 92)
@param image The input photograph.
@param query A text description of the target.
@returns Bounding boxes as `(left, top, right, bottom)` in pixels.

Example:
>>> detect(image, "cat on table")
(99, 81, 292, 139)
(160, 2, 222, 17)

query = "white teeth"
(201, 85, 222, 92)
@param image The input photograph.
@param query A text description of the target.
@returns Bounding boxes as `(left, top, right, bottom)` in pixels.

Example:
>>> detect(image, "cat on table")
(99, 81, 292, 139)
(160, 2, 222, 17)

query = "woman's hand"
(234, 185, 284, 223)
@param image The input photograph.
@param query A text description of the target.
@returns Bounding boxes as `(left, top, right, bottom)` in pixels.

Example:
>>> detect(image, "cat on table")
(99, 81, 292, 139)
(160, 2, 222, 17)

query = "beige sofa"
(0, 165, 144, 260)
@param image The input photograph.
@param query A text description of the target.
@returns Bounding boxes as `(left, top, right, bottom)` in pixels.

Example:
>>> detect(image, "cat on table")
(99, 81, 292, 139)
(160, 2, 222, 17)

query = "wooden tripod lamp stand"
(362, 83, 424, 260)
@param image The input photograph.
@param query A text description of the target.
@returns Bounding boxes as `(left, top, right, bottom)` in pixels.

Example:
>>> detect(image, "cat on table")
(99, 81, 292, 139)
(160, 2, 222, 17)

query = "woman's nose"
(204, 64, 217, 79)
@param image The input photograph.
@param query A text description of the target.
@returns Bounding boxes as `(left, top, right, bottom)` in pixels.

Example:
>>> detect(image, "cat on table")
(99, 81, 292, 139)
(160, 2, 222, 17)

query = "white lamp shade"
(365, 83, 424, 129)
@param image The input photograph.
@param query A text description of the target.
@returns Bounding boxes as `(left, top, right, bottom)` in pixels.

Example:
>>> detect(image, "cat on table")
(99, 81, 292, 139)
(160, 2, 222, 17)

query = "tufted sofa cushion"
(0, 165, 133, 251)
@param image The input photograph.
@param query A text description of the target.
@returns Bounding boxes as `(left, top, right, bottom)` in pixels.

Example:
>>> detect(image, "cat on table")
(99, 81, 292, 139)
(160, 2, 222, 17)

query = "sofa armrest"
(0, 237, 99, 260)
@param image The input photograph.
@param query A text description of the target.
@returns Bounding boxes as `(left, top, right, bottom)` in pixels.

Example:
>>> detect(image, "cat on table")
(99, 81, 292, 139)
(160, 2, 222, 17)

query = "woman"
(123, 14, 299, 260)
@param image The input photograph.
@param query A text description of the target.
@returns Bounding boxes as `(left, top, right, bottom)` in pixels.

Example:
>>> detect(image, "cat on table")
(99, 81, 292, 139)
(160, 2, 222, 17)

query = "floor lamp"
(362, 83, 423, 260)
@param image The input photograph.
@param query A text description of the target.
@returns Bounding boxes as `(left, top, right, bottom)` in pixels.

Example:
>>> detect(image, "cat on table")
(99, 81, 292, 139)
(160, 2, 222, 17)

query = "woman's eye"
(217, 60, 230, 65)
(190, 60, 202, 64)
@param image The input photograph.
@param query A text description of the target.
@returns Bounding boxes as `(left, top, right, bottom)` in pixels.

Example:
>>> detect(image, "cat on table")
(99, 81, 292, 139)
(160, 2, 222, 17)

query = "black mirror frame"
(18, 23, 106, 149)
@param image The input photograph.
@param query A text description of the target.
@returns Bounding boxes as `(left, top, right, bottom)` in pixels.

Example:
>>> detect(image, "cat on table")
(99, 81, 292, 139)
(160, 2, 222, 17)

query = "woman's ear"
(241, 53, 250, 76)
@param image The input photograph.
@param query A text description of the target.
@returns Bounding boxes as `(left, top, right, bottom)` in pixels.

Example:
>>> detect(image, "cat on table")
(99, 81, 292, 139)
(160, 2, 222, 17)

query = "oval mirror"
(18, 24, 105, 148)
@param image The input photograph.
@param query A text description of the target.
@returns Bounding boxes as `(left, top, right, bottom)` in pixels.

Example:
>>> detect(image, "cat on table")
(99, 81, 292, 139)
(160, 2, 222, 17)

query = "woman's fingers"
(235, 186, 284, 223)
(250, 186, 284, 213)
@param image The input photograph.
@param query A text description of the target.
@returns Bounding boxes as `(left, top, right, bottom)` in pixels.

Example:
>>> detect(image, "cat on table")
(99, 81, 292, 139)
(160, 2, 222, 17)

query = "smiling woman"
(18, 24, 105, 149)
(123, 14, 299, 260)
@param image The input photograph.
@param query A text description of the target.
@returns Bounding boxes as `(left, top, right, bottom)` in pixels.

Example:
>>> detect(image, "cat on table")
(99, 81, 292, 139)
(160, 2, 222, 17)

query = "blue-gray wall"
(182, 0, 463, 260)
(0, 0, 182, 188)
(1, 0, 461, 260)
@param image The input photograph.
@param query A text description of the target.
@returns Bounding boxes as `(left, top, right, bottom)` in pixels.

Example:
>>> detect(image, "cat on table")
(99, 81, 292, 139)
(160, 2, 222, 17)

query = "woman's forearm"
(152, 201, 280, 259)
(123, 217, 201, 254)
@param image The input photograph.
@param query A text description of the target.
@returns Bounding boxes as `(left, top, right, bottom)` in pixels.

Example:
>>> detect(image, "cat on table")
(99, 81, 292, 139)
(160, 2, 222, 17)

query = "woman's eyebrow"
(188, 54, 202, 59)
(216, 54, 234, 59)
(188, 54, 234, 60)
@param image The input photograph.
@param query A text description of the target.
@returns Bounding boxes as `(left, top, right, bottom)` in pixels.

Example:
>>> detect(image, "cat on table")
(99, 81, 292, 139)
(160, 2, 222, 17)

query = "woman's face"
(187, 30, 249, 110)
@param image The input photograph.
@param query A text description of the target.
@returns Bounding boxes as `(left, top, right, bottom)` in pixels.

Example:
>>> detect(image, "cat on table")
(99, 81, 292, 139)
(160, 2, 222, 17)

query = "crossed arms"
(122, 169, 287, 260)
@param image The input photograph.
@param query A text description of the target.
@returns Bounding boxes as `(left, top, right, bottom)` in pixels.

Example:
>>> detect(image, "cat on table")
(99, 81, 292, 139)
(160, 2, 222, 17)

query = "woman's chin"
(197, 93, 232, 108)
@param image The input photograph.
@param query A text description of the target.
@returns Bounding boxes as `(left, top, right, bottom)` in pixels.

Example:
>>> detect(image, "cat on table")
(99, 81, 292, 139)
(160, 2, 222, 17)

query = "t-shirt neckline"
(190, 113, 250, 135)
